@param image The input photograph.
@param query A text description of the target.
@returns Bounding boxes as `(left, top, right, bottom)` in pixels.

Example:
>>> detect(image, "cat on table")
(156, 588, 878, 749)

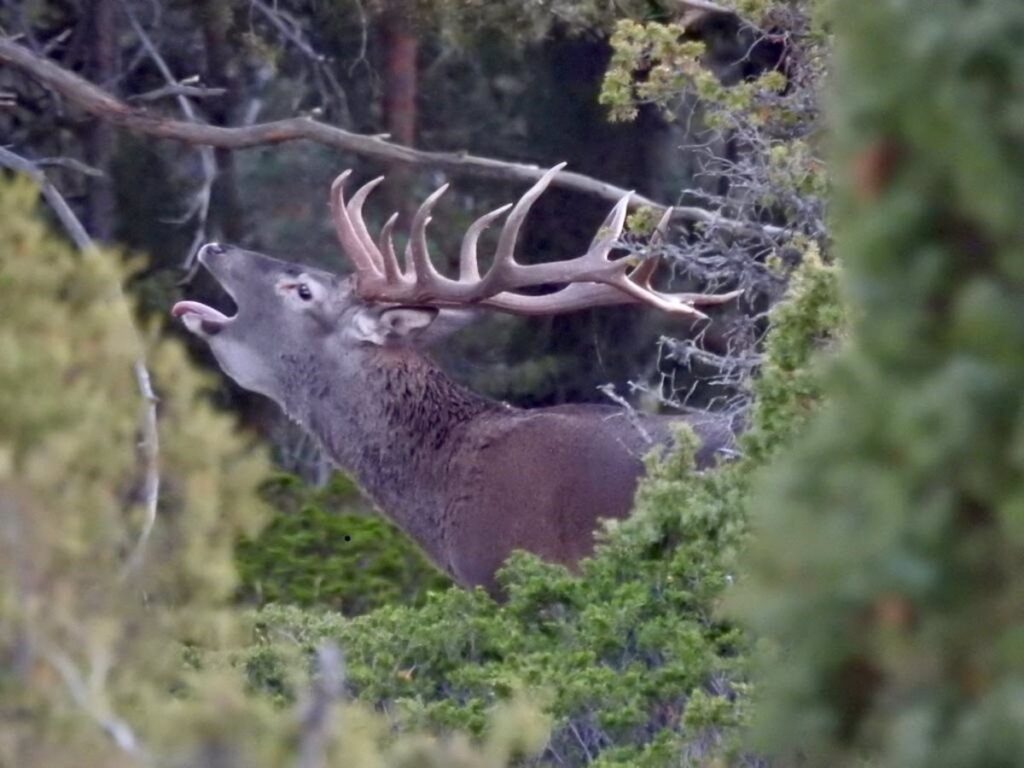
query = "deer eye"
(296, 283, 313, 301)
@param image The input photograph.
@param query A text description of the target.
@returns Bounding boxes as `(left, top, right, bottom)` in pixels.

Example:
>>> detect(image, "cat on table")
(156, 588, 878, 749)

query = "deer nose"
(201, 242, 227, 257)
(197, 243, 229, 265)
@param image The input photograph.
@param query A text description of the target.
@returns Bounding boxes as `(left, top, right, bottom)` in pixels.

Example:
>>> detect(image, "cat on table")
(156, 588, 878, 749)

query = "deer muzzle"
(171, 243, 238, 335)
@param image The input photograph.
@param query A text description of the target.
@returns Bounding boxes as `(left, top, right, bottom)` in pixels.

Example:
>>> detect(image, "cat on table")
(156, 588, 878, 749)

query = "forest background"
(1, 0, 1022, 766)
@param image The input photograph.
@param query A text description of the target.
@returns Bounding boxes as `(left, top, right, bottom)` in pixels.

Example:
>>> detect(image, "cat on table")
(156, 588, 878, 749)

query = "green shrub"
(732, 1, 1024, 765)
(236, 472, 451, 614)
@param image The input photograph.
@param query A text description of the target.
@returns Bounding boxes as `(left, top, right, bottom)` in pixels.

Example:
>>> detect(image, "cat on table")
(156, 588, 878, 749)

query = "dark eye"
(296, 283, 313, 301)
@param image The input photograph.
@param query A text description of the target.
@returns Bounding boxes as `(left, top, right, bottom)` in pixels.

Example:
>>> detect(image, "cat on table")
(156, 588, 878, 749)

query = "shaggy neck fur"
(275, 345, 501, 569)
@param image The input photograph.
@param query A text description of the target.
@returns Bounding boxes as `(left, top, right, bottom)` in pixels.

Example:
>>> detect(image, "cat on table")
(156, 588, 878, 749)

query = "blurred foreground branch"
(0, 37, 788, 240)
(295, 643, 346, 768)
(45, 646, 147, 760)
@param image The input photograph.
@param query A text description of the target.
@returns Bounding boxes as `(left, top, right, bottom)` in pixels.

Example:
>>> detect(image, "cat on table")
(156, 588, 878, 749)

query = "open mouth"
(172, 250, 238, 335)
(171, 300, 233, 334)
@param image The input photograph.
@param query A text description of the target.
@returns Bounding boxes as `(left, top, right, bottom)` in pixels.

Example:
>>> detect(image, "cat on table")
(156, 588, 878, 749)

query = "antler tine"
(477, 187, 634, 292)
(378, 212, 404, 284)
(629, 256, 660, 290)
(587, 189, 631, 255)
(490, 278, 744, 318)
(627, 206, 673, 290)
(651, 206, 674, 246)
(331, 171, 382, 278)
(405, 182, 451, 291)
(481, 282, 710, 319)
(346, 176, 388, 271)
(578, 190, 633, 281)
(460, 204, 512, 281)
(488, 163, 566, 282)
(605, 272, 712, 317)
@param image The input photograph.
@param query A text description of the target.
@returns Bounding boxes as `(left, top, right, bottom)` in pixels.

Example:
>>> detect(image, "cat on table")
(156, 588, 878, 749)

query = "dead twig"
(294, 643, 346, 768)
(0, 145, 92, 248)
(127, 82, 227, 102)
(117, 0, 217, 260)
(35, 155, 105, 176)
(43, 645, 148, 760)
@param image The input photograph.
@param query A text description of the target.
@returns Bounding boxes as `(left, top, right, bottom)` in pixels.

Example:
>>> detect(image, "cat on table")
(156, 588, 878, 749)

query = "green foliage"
(601, 20, 720, 123)
(744, 244, 842, 463)
(236, 472, 451, 614)
(0, 176, 267, 764)
(600, 7, 829, 238)
(731, 1, 1024, 765)
(600, 16, 790, 126)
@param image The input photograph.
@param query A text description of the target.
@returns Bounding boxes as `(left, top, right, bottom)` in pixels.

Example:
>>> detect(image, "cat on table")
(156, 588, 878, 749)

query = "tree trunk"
(83, 0, 117, 242)
(380, 5, 418, 217)
(196, 0, 244, 243)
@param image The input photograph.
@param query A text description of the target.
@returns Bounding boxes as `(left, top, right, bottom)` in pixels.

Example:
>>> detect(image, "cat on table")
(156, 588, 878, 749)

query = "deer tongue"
(171, 300, 233, 335)
(171, 300, 231, 323)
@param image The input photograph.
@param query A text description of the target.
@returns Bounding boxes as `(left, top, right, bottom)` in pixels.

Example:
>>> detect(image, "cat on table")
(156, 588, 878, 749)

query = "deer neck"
(277, 346, 502, 568)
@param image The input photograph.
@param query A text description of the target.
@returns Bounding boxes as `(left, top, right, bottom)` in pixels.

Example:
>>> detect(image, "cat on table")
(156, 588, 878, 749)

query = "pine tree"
(733, 1, 1024, 765)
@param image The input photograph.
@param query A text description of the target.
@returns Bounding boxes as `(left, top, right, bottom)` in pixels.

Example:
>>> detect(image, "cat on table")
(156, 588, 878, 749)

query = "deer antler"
(330, 164, 742, 319)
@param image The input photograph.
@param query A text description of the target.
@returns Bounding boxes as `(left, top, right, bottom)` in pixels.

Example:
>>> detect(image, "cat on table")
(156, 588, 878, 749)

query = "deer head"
(171, 244, 461, 406)
(173, 164, 739, 402)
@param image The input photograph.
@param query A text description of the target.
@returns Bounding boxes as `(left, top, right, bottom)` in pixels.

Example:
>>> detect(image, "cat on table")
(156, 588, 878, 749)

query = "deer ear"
(379, 307, 438, 338)
(350, 307, 438, 346)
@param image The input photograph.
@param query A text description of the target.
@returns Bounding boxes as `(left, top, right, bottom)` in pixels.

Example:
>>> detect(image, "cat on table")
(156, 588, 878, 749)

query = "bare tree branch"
(0, 145, 162, 581)
(122, 359, 160, 578)
(0, 36, 789, 240)
(118, 0, 218, 259)
(35, 155, 105, 176)
(249, 0, 352, 125)
(597, 383, 654, 445)
(0, 145, 93, 248)
(45, 646, 148, 760)
(127, 82, 227, 102)
(250, 0, 321, 62)
(294, 643, 346, 768)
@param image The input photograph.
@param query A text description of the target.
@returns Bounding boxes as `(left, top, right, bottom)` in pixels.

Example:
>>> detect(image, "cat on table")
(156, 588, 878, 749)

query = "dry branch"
(45, 646, 147, 759)
(127, 82, 227, 102)
(294, 643, 346, 768)
(0, 37, 789, 240)
(117, 0, 218, 258)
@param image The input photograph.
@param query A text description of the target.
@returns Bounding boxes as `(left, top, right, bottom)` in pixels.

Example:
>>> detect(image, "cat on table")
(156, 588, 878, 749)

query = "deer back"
(439, 403, 733, 590)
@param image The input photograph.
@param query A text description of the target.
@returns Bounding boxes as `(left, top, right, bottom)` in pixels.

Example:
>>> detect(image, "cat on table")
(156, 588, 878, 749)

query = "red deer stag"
(172, 165, 741, 593)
